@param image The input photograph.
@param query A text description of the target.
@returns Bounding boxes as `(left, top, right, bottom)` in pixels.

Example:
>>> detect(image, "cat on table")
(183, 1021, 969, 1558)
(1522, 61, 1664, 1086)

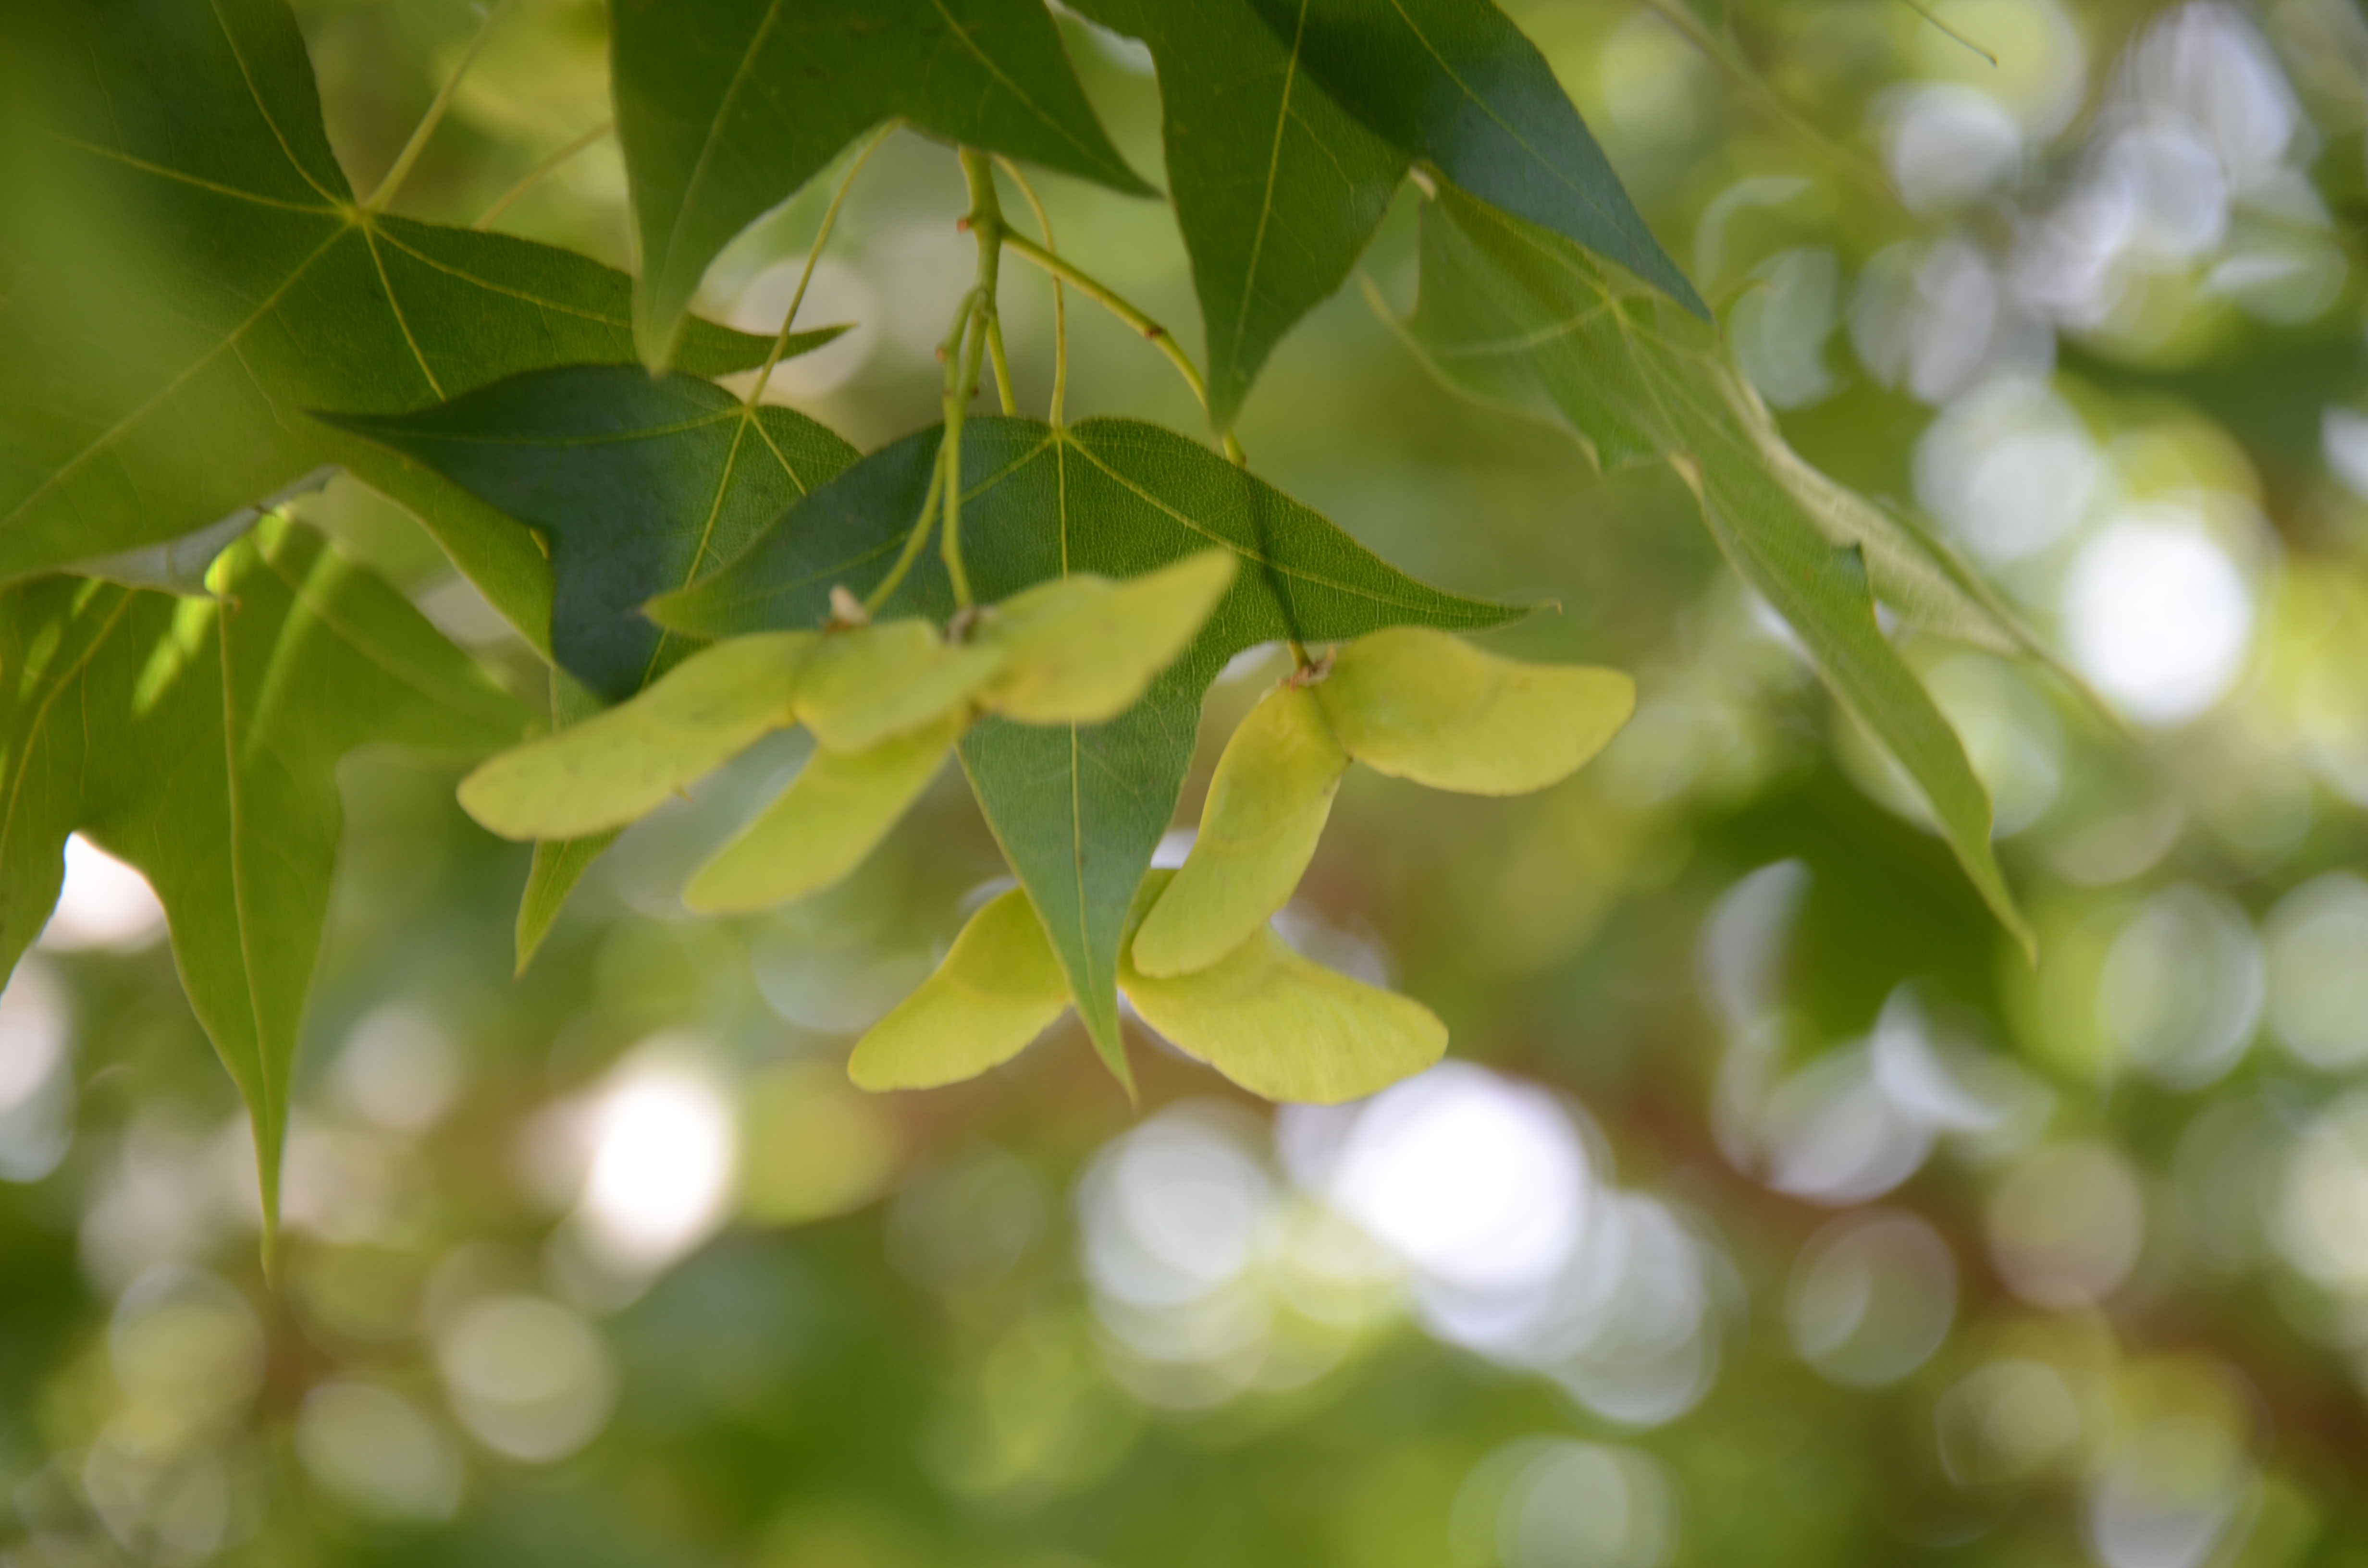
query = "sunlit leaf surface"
(0, 519, 525, 1231)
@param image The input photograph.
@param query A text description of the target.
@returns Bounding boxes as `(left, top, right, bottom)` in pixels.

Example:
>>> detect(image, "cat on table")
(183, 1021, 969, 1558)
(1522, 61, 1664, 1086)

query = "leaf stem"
(999, 233, 1246, 464)
(993, 156, 1066, 427)
(938, 288, 985, 610)
(958, 149, 1019, 417)
(747, 120, 898, 407)
(865, 441, 950, 615)
(472, 120, 611, 229)
(366, 0, 515, 213)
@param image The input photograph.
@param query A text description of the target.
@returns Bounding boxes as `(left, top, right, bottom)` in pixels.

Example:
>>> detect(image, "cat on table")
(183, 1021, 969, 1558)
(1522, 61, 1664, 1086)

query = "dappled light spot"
(2084, 1415, 2254, 1568)
(0, 957, 74, 1183)
(1455, 1439, 1677, 1568)
(2277, 1092, 2368, 1295)
(296, 1383, 464, 1520)
(1322, 1064, 1589, 1295)
(2097, 884, 2263, 1088)
(434, 1294, 616, 1463)
(1886, 86, 2025, 214)
(2264, 874, 2368, 1070)
(1787, 1211, 1958, 1388)
(570, 1042, 737, 1276)
(109, 1266, 266, 1437)
(2063, 512, 2254, 725)
(1937, 1359, 2086, 1486)
(1988, 1142, 2147, 1308)
(331, 1005, 461, 1135)
(37, 834, 165, 954)
(1914, 379, 2103, 564)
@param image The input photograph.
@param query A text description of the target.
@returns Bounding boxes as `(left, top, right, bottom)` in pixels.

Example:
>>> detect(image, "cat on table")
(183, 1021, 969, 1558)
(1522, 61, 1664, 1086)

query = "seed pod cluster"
(849, 627, 1637, 1103)
(457, 551, 1238, 912)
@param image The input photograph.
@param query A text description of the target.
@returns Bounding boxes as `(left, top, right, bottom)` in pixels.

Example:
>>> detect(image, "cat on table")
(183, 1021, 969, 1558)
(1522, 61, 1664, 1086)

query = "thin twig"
(472, 120, 611, 229)
(367, 0, 515, 212)
(745, 120, 898, 406)
(958, 149, 1019, 416)
(999, 232, 1245, 462)
(993, 156, 1066, 426)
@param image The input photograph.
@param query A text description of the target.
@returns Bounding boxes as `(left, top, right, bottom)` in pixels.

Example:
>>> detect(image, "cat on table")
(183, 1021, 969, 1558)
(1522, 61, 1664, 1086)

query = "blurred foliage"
(8, 0, 2368, 1566)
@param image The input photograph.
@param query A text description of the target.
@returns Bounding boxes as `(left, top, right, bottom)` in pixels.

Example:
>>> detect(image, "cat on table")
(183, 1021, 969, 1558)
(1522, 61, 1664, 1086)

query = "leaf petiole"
(998, 233, 1247, 466)
(746, 120, 899, 406)
(865, 283, 980, 617)
(993, 157, 1065, 427)
(940, 293, 987, 610)
(863, 446, 950, 617)
(935, 287, 987, 611)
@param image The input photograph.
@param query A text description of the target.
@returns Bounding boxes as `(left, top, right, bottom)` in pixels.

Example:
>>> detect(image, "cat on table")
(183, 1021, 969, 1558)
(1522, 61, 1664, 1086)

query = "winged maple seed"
(850, 627, 1635, 1102)
(458, 553, 1239, 911)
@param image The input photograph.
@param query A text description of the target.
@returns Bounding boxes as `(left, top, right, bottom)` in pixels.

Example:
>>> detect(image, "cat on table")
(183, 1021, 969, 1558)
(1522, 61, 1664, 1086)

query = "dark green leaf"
(612, 0, 1152, 368)
(0, 0, 773, 646)
(652, 416, 1513, 1085)
(1262, 0, 1707, 319)
(322, 367, 858, 703)
(324, 367, 859, 964)
(1404, 185, 2032, 952)
(1070, 0, 1406, 428)
(0, 519, 529, 1236)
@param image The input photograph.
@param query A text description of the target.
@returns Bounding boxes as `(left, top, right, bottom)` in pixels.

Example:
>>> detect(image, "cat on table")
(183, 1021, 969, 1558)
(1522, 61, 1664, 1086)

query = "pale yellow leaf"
(848, 888, 1074, 1091)
(1132, 684, 1348, 977)
(683, 713, 961, 914)
(1315, 627, 1636, 795)
(457, 632, 813, 840)
(793, 618, 1002, 752)
(1119, 870, 1446, 1103)
(977, 550, 1236, 724)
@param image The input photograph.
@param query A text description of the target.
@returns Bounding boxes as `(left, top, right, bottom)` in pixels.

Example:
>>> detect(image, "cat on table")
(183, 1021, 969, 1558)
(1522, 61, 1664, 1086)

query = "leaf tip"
(1666, 270, 1714, 323)
(1085, 1009, 1139, 1104)
(2005, 910, 2040, 970)
(514, 897, 557, 977)
(632, 300, 683, 379)
(641, 587, 699, 636)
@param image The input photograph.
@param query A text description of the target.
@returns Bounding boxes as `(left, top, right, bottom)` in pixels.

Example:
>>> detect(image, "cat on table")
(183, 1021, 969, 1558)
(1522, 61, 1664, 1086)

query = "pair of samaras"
(458, 552, 1237, 912)
(850, 628, 1636, 1103)
(1133, 627, 1635, 974)
(849, 875, 1446, 1104)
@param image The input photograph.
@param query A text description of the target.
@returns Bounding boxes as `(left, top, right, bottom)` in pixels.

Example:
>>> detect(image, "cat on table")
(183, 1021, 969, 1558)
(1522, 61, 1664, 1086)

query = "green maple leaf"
(1069, 0, 1407, 428)
(0, 519, 529, 1239)
(1267, 0, 1706, 317)
(323, 367, 860, 703)
(324, 365, 862, 965)
(0, 0, 800, 647)
(1402, 184, 2037, 953)
(649, 416, 1514, 1088)
(1073, 0, 1702, 428)
(612, 0, 1153, 368)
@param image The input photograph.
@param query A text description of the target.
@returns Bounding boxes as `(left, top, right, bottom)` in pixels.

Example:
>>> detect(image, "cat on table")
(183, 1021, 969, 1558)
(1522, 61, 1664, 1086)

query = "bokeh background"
(7, 0, 2368, 1563)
